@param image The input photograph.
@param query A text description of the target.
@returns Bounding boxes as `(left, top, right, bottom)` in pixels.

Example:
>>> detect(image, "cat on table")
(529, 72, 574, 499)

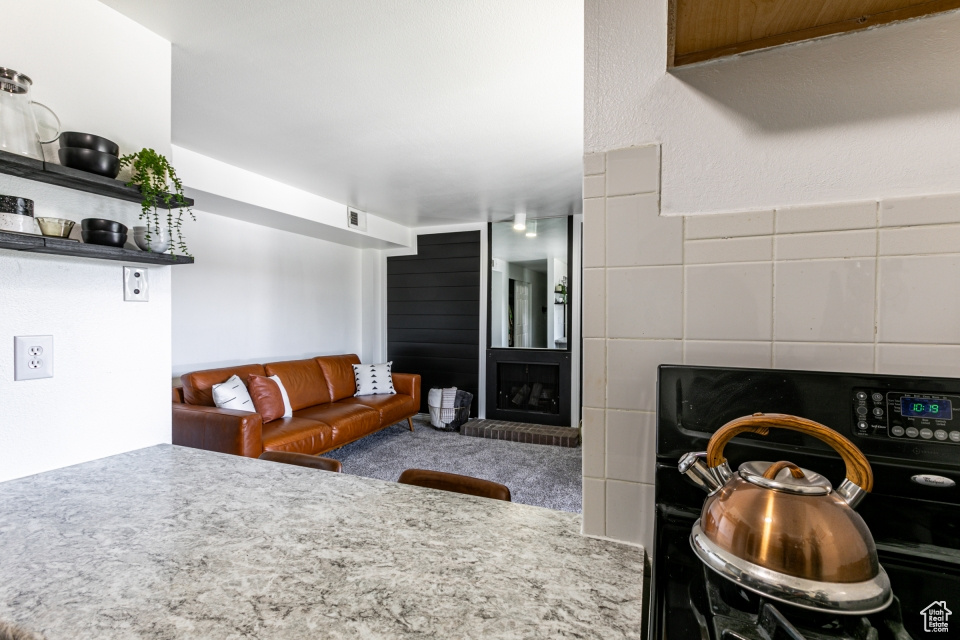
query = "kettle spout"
(679, 452, 731, 494)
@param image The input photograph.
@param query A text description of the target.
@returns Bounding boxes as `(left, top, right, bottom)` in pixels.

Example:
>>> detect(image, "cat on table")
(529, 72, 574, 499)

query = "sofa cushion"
(342, 394, 417, 426)
(264, 359, 331, 410)
(261, 417, 333, 454)
(315, 354, 361, 402)
(247, 375, 287, 423)
(212, 375, 256, 413)
(294, 403, 380, 444)
(182, 364, 266, 407)
(353, 362, 396, 396)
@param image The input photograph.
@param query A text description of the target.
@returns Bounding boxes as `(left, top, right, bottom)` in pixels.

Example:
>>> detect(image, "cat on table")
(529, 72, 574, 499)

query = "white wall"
(172, 212, 363, 375)
(0, 0, 172, 482)
(585, 2, 960, 215)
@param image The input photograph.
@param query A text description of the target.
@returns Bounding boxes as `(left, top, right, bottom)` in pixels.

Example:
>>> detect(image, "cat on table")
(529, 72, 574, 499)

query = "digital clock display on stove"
(900, 396, 952, 419)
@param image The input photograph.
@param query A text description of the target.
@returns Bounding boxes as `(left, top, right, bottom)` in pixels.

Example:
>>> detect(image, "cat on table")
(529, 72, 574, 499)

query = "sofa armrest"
(172, 386, 184, 403)
(172, 404, 263, 458)
(392, 373, 420, 406)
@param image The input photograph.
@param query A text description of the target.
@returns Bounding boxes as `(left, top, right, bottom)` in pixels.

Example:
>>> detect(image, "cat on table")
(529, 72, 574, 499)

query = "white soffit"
(98, 0, 584, 228)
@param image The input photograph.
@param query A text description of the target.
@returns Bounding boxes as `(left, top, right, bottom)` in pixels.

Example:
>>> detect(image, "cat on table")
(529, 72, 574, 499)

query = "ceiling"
(98, 0, 584, 227)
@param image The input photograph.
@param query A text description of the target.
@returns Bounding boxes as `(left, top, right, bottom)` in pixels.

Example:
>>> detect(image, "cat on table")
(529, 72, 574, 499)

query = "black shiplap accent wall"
(387, 231, 481, 415)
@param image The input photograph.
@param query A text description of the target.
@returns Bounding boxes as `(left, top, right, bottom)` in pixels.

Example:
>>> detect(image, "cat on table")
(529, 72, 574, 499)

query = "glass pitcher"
(0, 67, 60, 161)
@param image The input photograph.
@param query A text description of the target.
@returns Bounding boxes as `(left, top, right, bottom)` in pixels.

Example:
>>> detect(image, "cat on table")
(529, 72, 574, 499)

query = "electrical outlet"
(14, 335, 53, 381)
(123, 266, 149, 302)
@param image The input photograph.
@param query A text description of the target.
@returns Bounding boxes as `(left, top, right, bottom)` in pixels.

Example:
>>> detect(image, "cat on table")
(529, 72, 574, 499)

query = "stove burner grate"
(692, 566, 913, 640)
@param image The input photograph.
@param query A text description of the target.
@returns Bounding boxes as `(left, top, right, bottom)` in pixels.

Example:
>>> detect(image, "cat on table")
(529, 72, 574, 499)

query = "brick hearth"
(461, 420, 580, 447)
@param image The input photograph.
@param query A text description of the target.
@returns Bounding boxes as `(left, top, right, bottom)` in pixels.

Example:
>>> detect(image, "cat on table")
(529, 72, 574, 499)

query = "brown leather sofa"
(172, 354, 420, 458)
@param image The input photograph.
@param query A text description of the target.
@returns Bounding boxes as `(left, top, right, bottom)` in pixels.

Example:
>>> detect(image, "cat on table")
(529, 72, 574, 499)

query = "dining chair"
(258, 451, 343, 473)
(397, 468, 511, 501)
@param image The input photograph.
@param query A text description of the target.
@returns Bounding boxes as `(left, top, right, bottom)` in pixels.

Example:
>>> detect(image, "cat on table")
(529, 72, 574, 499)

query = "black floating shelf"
(0, 149, 194, 209)
(0, 230, 193, 265)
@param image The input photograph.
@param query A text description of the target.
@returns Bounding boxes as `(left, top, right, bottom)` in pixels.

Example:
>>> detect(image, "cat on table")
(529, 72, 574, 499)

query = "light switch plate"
(14, 335, 53, 381)
(124, 266, 149, 302)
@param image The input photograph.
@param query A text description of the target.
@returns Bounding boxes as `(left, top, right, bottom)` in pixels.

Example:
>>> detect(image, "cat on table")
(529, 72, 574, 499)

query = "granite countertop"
(0, 445, 644, 639)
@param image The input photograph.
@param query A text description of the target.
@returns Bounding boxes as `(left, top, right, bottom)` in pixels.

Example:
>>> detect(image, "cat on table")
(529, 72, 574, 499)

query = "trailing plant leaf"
(119, 148, 195, 256)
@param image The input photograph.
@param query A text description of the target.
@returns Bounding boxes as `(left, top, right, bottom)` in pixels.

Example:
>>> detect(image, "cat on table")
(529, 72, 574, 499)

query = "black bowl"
(58, 147, 120, 179)
(81, 229, 127, 248)
(81, 218, 127, 233)
(0, 195, 33, 216)
(59, 132, 119, 156)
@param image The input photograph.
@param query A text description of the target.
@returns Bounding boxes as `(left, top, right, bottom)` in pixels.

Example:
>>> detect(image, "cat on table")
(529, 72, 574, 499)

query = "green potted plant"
(119, 148, 194, 256)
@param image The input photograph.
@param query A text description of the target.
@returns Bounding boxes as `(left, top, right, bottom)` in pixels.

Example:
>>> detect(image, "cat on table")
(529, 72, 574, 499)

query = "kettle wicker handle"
(705, 413, 874, 492)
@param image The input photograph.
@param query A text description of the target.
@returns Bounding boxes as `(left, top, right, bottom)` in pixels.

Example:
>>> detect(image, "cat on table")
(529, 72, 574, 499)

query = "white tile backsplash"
(880, 193, 960, 228)
(878, 255, 960, 344)
(775, 229, 876, 261)
(583, 268, 605, 338)
(684, 235, 773, 264)
(685, 210, 775, 240)
(583, 152, 605, 176)
(879, 223, 960, 257)
(605, 410, 656, 484)
(775, 201, 877, 234)
(876, 344, 960, 378)
(606, 267, 683, 339)
(605, 480, 655, 548)
(605, 146, 659, 197)
(582, 338, 606, 409)
(774, 259, 875, 343)
(582, 144, 960, 548)
(583, 197, 606, 268)
(684, 340, 772, 368)
(773, 342, 875, 373)
(582, 407, 605, 478)
(583, 174, 605, 199)
(606, 193, 682, 267)
(685, 263, 773, 340)
(582, 478, 606, 537)
(605, 339, 683, 411)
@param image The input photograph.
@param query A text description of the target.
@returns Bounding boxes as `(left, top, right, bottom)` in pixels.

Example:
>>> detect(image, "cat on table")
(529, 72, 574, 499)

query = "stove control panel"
(853, 389, 960, 444)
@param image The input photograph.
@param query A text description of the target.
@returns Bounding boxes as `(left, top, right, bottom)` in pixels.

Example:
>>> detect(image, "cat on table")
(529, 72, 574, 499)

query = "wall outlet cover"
(123, 266, 149, 302)
(14, 335, 53, 381)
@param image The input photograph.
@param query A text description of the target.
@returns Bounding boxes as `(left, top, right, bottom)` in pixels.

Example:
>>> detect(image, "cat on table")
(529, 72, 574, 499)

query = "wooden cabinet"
(669, 0, 960, 67)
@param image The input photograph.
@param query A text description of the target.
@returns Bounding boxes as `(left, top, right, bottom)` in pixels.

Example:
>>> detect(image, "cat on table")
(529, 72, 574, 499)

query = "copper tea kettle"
(679, 413, 892, 614)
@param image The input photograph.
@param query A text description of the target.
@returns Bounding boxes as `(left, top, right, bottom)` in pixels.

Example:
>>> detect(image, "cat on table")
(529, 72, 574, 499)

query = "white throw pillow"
(269, 374, 294, 418)
(212, 374, 255, 412)
(353, 362, 396, 396)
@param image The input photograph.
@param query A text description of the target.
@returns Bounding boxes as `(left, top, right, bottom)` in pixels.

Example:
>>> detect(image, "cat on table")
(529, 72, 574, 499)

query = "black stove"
(651, 366, 960, 640)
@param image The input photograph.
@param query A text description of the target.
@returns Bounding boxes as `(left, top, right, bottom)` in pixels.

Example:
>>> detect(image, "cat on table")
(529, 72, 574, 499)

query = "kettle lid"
(739, 460, 832, 495)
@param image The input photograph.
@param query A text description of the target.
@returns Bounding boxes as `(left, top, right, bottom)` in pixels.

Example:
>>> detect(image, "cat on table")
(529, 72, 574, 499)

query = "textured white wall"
(0, 0, 172, 482)
(585, 1, 960, 215)
(171, 212, 363, 375)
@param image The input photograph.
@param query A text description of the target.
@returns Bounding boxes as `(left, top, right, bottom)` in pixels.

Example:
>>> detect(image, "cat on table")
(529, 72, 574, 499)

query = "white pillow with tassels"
(353, 362, 396, 396)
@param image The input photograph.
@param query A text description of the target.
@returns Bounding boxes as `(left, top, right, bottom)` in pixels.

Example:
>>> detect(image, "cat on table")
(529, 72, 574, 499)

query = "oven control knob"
(920, 428, 934, 440)
(934, 429, 948, 441)
(892, 426, 905, 436)
(951, 431, 960, 443)
(857, 406, 868, 416)
(857, 421, 868, 430)
(872, 392, 883, 403)
(873, 407, 884, 417)
(856, 391, 867, 401)
(906, 427, 919, 438)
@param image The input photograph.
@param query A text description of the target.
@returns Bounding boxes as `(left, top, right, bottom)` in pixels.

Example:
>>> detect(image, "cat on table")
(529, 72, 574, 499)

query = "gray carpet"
(324, 414, 582, 512)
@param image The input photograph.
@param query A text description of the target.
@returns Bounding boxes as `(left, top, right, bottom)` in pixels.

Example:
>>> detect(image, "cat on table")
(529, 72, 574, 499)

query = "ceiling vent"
(347, 207, 367, 232)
